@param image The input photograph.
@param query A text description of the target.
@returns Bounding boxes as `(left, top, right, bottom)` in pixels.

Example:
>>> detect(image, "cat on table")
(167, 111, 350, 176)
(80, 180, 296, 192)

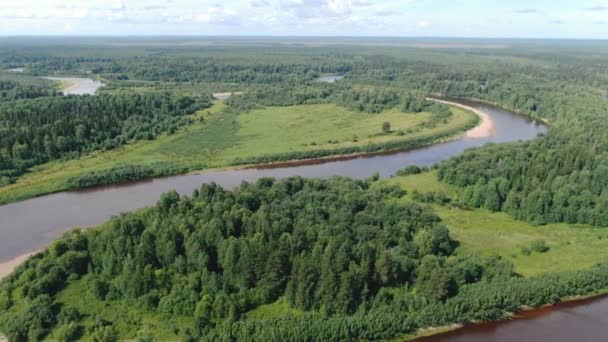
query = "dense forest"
(0, 77, 58, 101)
(3, 38, 608, 340)
(0, 93, 211, 185)
(2, 177, 608, 341)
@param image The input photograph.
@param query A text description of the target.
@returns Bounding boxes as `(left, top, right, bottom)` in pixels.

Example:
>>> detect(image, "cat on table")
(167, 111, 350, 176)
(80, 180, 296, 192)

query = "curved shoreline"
(427, 98, 496, 138)
(0, 251, 38, 280)
(0, 99, 526, 279)
(410, 290, 608, 341)
(0, 99, 481, 206)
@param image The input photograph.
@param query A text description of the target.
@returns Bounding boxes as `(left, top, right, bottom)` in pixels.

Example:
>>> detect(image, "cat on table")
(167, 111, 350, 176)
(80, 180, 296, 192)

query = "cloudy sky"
(0, 0, 607, 38)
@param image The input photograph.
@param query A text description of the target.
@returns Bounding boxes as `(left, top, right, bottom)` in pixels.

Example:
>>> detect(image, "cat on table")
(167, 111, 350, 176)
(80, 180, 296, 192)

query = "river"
(414, 294, 608, 342)
(0, 99, 545, 263)
(9, 98, 597, 341)
(42, 76, 104, 95)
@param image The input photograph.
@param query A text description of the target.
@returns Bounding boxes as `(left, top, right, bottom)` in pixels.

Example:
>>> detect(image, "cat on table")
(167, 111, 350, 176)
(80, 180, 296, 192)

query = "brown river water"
(0, 98, 546, 263)
(415, 294, 608, 342)
(12, 99, 604, 342)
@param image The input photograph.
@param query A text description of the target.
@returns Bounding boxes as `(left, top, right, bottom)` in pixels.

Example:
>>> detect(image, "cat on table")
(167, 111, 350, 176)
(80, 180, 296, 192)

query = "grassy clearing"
(0, 103, 475, 204)
(245, 298, 303, 320)
(49, 276, 189, 341)
(384, 172, 608, 276)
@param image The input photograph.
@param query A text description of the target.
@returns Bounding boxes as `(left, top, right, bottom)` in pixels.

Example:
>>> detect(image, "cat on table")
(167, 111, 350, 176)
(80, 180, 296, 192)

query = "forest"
(3, 177, 607, 341)
(0, 92, 211, 186)
(2, 38, 608, 341)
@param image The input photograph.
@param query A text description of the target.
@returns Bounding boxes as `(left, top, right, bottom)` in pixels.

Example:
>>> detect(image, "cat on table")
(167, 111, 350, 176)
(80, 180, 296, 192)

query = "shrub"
(531, 239, 550, 253)
(382, 121, 391, 132)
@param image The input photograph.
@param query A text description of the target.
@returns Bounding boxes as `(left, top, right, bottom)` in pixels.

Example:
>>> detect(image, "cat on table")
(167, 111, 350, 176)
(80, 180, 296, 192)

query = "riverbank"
(0, 99, 543, 284)
(408, 290, 608, 341)
(0, 251, 37, 280)
(0, 101, 479, 206)
(427, 98, 496, 138)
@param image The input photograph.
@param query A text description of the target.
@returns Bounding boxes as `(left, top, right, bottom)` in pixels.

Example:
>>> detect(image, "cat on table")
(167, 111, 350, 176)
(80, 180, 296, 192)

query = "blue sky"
(0, 0, 607, 38)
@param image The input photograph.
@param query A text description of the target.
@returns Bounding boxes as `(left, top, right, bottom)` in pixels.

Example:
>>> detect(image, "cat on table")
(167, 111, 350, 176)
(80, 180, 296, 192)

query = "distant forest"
(0, 41, 608, 226)
(2, 41, 608, 225)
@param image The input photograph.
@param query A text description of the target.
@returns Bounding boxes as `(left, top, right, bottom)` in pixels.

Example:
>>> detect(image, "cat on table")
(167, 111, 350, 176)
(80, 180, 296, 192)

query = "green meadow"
(0, 102, 476, 204)
(386, 172, 608, 276)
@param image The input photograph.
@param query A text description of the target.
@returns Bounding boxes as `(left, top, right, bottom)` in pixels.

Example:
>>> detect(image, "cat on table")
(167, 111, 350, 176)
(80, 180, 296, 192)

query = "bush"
(382, 121, 391, 132)
(530, 239, 550, 253)
(395, 165, 426, 176)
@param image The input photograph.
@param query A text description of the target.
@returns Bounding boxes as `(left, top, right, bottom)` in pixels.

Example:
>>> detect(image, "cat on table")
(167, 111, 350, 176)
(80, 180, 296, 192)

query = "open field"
(0, 102, 476, 205)
(386, 172, 608, 276)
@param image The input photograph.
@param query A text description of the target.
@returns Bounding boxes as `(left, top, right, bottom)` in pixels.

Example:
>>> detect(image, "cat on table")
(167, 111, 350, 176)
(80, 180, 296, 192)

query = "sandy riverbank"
(213, 91, 243, 100)
(428, 98, 496, 138)
(0, 251, 39, 280)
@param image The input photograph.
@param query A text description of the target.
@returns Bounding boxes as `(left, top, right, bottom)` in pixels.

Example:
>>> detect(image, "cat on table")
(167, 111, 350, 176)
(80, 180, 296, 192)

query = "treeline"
(0, 79, 58, 101)
(0, 93, 210, 184)
(225, 84, 334, 111)
(438, 140, 608, 226)
(219, 262, 608, 341)
(65, 164, 188, 190)
(0, 177, 508, 341)
(6, 52, 352, 84)
(226, 85, 451, 118)
(0, 74, 59, 101)
(335, 88, 401, 113)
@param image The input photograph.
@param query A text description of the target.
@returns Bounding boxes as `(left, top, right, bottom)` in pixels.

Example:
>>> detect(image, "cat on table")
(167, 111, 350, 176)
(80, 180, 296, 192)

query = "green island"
(2, 37, 608, 341)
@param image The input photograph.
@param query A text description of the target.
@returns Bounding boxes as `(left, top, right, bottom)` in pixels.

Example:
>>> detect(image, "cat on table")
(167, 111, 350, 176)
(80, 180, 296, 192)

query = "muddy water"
(0, 99, 546, 263)
(415, 295, 608, 342)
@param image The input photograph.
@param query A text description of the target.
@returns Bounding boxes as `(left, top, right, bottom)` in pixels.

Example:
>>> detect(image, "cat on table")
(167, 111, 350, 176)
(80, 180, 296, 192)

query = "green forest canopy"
(3, 177, 607, 341)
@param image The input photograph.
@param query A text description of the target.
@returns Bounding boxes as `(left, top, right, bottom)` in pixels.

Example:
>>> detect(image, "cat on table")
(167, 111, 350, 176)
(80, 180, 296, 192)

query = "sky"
(0, 0, 607, 38)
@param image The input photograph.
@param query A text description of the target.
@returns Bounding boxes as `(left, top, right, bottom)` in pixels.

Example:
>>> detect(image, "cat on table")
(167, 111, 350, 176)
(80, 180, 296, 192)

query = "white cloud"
(417, 20, 430, 29)
(328, 0, 352, 15)
(196, 7, 240, 26)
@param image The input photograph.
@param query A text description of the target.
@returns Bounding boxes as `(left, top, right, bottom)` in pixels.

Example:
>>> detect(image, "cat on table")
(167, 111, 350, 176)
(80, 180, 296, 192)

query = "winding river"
(0, 98, 545, 263)
(2, 98, 577, 341)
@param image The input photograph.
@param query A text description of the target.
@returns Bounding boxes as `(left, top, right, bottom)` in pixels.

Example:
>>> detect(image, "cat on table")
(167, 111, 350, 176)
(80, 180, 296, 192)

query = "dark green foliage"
(530, 239, 550, 253)
(2, 177, 608, 340)
(65, 164, 188, 189)
(0, 93, 210, 181)
(0, 177, 466, 340)
(0, 76, 58, 101)
(382, 121, 391, 132)
(336, 88, 401, 113)
(225, 84, 334, 110)
(1, 295, 57, 342)
(395, 165, 428, 176)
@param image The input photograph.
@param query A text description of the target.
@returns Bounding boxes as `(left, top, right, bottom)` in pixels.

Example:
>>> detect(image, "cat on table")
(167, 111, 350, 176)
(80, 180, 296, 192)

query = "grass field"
(0, 102, 476, 204)
(385, 172, 608, 276)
